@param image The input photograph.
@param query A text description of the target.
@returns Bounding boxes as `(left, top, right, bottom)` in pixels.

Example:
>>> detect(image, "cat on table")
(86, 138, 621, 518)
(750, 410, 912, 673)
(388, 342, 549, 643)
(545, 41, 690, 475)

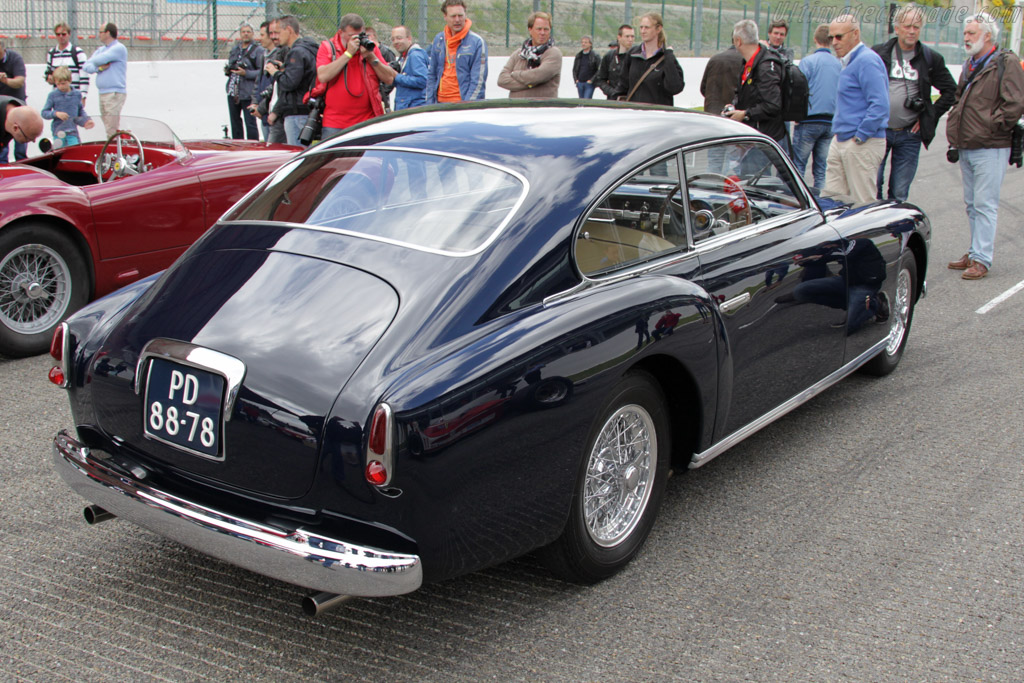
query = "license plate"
(143, 358, 225, 459)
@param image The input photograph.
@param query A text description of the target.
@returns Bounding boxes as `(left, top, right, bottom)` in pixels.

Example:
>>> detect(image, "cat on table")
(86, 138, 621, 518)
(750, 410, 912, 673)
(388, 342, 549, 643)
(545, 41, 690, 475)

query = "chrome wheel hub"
(0, 243, 71, 334)
(584, 404, 657, 547)
(885, 267, 911, 356)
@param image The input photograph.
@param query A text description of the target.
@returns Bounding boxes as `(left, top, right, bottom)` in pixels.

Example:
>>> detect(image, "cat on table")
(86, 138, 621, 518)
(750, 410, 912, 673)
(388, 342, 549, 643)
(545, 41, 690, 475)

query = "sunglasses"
(828, 32, 848, 41)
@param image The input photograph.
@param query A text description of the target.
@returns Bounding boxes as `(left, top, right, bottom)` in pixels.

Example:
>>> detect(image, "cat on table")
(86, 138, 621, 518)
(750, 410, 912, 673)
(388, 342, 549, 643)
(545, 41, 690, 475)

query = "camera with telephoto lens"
(224, 60, 238, 77)
(904, 95, 925, 113)
(357, 31, 375, 51)
(946, 147, 959, 164)
(298, 97, 325, 146)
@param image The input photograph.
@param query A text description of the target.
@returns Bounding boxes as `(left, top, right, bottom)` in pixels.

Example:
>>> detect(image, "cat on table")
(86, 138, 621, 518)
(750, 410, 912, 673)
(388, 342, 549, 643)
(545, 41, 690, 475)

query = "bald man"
(824, 14, 889, 202)
(0, 96, 44, 156)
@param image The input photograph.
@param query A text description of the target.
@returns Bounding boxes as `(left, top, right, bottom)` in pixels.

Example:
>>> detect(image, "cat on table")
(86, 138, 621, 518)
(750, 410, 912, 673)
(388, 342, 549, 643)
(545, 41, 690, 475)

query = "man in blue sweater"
(83, 23, 128, 135)
(793, 24, 841, 189)
(824, 14, 889, 203)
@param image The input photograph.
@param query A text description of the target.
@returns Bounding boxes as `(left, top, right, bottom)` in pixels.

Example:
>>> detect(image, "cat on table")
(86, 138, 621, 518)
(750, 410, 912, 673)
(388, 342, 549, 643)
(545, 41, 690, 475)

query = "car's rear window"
(223, 149, 526, 254)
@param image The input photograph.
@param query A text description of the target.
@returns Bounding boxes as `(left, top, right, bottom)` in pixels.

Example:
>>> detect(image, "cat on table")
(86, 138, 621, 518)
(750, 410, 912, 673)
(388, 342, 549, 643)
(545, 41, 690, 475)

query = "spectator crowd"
(0, 2, 1022, 279)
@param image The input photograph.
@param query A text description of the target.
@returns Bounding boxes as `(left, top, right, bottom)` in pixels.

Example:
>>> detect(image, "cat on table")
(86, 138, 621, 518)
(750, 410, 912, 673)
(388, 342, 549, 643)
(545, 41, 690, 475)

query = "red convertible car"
(0, 117, 297, 357)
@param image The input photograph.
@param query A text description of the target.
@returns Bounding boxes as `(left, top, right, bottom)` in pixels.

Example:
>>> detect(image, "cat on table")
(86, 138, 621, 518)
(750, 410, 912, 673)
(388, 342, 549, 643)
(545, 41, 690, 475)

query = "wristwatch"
(854, 136, 865, 144)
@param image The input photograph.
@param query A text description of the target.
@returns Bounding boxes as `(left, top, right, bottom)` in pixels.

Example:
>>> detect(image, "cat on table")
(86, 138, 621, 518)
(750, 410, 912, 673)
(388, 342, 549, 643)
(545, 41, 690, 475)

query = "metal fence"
(0, 0, 981, 64)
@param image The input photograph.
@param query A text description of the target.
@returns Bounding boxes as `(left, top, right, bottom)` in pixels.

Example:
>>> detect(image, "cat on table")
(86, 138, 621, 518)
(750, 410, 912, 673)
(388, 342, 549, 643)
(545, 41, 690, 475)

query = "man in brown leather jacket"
(945, 12, 1024, 280)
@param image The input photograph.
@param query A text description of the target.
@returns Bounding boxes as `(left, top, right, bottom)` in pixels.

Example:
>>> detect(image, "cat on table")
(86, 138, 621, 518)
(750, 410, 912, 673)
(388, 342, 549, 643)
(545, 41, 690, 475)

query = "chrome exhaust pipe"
(83, 505, 116, 525)
(302, 592, 353, 616)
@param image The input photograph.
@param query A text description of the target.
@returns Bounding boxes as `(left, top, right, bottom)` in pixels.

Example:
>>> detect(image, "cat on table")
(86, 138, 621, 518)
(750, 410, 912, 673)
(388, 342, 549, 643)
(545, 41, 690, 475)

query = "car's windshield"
(223, 149, 527, 255)
(65, 116, 187, 159)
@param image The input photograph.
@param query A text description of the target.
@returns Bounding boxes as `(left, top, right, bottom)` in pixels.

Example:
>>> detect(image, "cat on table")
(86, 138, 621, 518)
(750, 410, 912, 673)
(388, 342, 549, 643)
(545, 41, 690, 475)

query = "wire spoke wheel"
(0, 225, 88, 357)
(885, 266, 912, 357)
(584, 404, 656, 547)
(541, 371, 670, 584)
(0, 243, 71, 335)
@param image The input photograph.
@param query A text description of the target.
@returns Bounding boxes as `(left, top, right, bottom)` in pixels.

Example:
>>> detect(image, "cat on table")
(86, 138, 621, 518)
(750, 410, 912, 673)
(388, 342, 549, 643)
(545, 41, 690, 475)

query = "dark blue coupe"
(50, 102, 930, 614)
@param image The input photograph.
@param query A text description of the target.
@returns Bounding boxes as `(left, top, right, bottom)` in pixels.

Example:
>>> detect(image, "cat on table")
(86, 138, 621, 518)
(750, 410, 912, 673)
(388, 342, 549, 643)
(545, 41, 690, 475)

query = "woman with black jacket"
(614, 12, 684, 105)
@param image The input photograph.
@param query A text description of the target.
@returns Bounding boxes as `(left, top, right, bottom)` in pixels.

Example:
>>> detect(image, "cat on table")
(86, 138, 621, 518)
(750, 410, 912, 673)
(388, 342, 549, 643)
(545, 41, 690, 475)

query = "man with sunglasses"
(0, 96, 44, 159)
(824, 14, 889, 203)
(45, 22, 89, 105)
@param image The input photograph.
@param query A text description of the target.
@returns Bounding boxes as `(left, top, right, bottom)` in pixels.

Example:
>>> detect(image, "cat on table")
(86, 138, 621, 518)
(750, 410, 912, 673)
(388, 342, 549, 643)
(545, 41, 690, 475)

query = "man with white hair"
(945, 12, 1024, 280)
(725, 19, 785, 145)
(824, 14, 889, 203)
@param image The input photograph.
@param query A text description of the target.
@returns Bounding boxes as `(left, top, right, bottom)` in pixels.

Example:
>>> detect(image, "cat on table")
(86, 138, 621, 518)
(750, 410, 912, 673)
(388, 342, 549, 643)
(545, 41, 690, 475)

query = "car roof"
(317, 101, 756, 178)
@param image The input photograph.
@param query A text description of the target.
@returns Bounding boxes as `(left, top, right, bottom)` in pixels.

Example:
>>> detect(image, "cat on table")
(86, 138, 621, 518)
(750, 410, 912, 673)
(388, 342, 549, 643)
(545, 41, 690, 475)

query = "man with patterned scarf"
(426, 0, 488, 103)
(497, 11, 562, 98)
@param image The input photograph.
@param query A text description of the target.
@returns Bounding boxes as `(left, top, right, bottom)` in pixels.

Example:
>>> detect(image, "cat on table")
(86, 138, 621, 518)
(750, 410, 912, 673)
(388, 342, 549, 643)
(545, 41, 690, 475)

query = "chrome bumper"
(53, 430, 423, 597)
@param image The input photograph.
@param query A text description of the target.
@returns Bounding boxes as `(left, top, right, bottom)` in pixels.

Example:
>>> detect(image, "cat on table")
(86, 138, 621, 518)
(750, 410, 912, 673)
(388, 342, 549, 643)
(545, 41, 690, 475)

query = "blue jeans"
(876, 128, 922, 201)
(0, 139, 27, 162)
(576, 82, 595, 99)
(284, 114, 306, 147)
(959, 147, 1010, 269)
(791, 121, 832, 189)
(228, 96, 259, 140)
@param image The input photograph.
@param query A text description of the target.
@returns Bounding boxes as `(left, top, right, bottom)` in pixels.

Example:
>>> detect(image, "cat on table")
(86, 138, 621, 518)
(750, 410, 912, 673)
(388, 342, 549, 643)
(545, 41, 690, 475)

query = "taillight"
(365, 403, 393, 486)
(48, 322, 70, 388)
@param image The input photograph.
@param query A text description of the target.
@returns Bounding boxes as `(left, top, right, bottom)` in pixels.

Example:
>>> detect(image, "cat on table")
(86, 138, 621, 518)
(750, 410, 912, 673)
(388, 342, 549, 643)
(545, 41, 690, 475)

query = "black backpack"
(779, 58, 809, 121)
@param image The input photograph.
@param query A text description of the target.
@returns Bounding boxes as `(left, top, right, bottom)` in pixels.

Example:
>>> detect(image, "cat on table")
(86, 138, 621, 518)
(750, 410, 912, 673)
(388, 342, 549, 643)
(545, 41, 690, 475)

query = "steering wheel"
(687, 172, 753, 228)
(655, 184, 685, 239)
(94, 130, 145, 183)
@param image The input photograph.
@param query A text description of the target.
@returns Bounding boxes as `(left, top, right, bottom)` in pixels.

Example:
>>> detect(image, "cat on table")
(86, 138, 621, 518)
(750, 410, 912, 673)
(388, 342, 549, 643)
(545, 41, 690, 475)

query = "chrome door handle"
(719, 292, 751, 315)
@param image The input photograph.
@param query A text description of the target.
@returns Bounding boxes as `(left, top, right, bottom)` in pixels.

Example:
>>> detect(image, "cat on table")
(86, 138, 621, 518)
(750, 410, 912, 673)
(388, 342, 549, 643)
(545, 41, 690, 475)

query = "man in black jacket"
(264, 15, 318, 146)
(725, 19, 786, 147)
(225, 23, 264, 141)
(572, 36, 600, 98)
(872, 5, 956, 201)
(593, 25, 634, 99)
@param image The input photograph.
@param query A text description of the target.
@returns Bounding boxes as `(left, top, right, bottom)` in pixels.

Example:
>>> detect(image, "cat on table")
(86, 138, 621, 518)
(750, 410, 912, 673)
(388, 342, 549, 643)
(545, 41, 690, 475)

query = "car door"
(682, 140, 848, 438)
(86, 157, 206, 263)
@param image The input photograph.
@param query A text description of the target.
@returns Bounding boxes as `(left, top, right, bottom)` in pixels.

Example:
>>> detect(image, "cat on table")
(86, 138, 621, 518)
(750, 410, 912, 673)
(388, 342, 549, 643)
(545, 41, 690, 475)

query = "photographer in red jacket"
(315, 13, 396, 141)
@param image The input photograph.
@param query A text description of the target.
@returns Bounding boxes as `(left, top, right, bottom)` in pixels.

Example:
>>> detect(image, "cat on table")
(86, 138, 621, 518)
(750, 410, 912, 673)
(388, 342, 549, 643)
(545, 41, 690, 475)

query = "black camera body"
(946, 148, 959, 164)
(357, 32, 375, 51)
(904, 96, 926, 113)
(224, 60, 237, 77)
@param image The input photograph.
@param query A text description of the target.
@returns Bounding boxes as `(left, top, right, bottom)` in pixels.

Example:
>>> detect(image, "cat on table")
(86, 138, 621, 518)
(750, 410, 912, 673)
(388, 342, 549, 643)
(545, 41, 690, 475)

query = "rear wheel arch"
(630, 354, 704, 470)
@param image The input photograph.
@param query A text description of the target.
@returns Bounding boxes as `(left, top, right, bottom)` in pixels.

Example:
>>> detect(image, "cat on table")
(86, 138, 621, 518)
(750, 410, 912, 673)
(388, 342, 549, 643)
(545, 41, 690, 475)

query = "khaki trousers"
(99, 92, 127, 135)
(824, 136, 885, 204)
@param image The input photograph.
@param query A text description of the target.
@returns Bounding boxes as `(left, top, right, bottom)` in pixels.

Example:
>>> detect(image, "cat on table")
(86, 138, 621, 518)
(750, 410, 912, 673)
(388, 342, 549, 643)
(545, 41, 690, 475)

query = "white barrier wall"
(20, 56, 963, 151)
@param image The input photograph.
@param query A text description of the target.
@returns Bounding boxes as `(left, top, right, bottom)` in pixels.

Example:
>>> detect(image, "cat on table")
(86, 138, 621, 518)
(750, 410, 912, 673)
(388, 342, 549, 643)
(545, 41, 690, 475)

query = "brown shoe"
(962, 261, 989, 280)
(948, 253, 972, 270)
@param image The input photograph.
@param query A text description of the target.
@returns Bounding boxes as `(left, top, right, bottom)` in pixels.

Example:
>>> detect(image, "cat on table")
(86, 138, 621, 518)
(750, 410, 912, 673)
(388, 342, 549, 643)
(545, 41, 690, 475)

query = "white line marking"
(976, 279, 1024, 314)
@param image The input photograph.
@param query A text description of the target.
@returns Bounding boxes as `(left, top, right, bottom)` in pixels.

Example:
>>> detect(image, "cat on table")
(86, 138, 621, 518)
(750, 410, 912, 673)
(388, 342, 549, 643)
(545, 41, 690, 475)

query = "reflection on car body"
(49, 102, 930, 613)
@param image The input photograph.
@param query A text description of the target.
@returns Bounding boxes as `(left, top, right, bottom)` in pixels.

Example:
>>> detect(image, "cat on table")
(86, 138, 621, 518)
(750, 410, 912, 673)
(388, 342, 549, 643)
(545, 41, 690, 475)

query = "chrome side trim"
(689, 338, 888, 469)
(53, 430, 423, 597)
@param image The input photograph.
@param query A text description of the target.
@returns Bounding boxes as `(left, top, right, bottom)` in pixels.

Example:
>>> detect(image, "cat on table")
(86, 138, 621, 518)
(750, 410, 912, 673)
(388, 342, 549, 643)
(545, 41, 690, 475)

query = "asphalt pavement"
(2, 129, 1024, 682)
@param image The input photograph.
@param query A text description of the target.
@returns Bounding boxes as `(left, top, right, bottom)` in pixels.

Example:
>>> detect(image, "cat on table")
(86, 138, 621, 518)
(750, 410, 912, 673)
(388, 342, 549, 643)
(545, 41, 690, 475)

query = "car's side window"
(576, 155, 687, 277)
(684, 142, 806, 244)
